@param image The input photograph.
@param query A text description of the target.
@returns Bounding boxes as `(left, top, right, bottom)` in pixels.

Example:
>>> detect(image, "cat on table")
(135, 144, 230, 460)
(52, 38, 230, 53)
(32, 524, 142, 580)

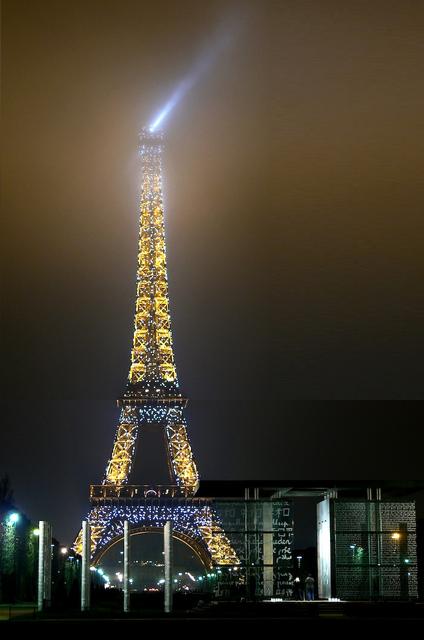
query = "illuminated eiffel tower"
(74, 128, 238, 568)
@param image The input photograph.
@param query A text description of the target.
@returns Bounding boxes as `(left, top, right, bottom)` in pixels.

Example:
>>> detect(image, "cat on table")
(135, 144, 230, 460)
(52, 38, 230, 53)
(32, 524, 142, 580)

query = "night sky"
(2, 0, 424, 546)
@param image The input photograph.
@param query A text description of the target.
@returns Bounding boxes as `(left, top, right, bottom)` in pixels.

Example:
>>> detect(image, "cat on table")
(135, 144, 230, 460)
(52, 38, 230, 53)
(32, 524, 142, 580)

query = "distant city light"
(60, 547, 68, 555)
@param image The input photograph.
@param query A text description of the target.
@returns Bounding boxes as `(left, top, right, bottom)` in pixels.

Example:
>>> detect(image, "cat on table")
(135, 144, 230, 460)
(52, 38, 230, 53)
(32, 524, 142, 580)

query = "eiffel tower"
(74, 128, 238, 569)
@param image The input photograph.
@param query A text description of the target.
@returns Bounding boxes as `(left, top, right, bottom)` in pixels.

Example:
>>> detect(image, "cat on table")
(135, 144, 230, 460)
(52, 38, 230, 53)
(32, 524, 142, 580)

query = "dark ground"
(2, 600, 424, 629)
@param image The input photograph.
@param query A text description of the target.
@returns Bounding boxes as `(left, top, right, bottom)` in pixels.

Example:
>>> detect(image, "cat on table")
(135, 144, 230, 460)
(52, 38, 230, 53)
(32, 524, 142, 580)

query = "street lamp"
(7, 512, 20, 525)
(390, 532, 402, 567)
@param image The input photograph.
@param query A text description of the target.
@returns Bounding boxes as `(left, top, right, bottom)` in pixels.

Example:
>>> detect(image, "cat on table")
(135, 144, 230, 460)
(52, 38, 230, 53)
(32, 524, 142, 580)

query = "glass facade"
(318, 498, 417, 600)
(212, 499, 294, 598)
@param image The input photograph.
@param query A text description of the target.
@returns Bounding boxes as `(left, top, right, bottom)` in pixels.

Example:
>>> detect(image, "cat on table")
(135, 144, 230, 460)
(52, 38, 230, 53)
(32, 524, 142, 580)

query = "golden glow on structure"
(105, 407, 138, 485)
(74, 129, 237, 567)
(103, 407, 199, 492)
(102, 129, 198, 494)
(165, 413, 199, 492)
(198, 514, 241, 566)
(129, 148, 176, 385)
(73, 524, 104, 557)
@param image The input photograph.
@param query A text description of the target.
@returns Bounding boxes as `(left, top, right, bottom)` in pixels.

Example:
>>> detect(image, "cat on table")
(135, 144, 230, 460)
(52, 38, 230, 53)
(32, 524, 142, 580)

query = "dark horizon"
(2, 0, 424, 546)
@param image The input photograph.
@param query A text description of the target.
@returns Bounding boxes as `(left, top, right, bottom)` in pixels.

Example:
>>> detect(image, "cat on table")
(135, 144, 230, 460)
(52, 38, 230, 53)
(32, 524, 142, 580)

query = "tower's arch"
(93, 526, 213, 570)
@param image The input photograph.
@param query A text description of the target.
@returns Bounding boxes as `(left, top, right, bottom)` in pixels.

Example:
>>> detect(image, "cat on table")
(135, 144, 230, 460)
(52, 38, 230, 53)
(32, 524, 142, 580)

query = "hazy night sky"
(1, 0, 424, 545)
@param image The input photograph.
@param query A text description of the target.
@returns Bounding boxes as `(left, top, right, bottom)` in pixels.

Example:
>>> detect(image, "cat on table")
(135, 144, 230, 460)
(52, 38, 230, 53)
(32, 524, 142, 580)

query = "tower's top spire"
(139, 126, 164, 144)
(119, 128, 184, 408)
(138, 127, 164, 160)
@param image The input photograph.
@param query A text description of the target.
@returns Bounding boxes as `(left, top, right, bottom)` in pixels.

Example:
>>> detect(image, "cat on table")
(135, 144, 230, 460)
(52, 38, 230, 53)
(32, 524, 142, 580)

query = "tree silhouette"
(0, 474, 14, 510)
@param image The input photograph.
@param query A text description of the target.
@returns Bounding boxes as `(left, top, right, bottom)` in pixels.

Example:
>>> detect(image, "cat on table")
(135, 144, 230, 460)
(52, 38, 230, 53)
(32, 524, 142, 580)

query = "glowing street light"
(7, 512, 20, 525)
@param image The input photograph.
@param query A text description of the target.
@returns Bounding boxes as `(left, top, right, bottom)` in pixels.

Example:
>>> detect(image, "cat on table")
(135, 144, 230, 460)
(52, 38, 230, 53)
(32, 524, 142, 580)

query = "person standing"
(305, 574, 315, 601)
(293, 576, 304, 600)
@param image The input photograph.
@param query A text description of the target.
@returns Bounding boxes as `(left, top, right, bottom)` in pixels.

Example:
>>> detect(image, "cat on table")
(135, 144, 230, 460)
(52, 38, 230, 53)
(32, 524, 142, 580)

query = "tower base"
(74, 496, 240, 569)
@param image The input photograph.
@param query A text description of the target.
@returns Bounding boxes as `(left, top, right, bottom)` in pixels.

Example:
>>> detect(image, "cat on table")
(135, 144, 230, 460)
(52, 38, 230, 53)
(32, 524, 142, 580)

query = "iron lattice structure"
(74, 129, 238, 567)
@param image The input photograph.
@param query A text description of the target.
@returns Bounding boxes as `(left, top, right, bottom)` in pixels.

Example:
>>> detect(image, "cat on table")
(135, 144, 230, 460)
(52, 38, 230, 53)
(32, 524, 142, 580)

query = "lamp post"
(4, 512, 20, 598)
(7, 512, 20, 526)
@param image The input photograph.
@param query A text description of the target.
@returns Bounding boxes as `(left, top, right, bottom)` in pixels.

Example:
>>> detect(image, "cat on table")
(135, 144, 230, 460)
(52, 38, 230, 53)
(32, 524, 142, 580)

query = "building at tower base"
(317, 495, 417, 600)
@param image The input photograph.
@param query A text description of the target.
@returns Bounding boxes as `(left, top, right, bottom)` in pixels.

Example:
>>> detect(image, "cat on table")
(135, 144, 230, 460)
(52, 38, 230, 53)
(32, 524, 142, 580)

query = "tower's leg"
(104, 407, 139, 485)
(164, 520, 173, 613)
(81, 520, 91, 612)
(197, 515, 240, 567)
(123, 520, 131, 612)
(37, 521, 52, 612)
(73, 507, 108, 557)
(165, 414, 199, 493)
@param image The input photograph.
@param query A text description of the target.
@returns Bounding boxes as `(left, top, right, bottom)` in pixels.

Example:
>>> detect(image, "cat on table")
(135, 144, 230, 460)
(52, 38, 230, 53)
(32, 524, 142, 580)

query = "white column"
(81, 520, 91, 611)
(37, 520, 52, 612)
(263, 503, 274, 597)
(123, 520, 130, 612)
(164, 520, 173, 613)
(317, 498, 332, 599)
